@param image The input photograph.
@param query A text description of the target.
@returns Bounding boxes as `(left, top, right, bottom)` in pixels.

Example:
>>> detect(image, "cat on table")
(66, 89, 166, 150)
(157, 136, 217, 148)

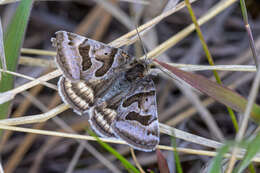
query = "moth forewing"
(53, 31, 85, 81)
(53, 31, 134, 82)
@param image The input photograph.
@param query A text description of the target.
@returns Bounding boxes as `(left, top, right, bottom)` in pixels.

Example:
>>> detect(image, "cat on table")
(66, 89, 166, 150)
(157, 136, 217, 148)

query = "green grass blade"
(87, 129, 140, 173)
(0, 0, 34, 117)
(208, 143, 232, 173)
(184, 0, 239, 132)
(234, 132, 260, 173)
(171, 137, 183, 173)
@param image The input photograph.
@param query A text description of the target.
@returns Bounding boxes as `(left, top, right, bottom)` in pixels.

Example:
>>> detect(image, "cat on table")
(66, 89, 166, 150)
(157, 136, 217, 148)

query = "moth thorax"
(125, 63, 146, 82)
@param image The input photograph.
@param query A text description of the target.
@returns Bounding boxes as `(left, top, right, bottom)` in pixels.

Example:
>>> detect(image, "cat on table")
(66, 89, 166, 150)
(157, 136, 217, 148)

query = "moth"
(52, 31, 159, 152)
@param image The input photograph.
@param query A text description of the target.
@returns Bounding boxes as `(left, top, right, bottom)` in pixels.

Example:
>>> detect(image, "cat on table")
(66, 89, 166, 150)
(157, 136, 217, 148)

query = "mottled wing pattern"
(112, 77, 159, 151)
(52, 31, 133, 83)
(88, 74, 132, 138)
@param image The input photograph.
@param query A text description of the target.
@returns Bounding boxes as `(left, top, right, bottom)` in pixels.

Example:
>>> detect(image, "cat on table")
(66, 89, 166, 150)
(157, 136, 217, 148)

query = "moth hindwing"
(53, 31, 159, 151)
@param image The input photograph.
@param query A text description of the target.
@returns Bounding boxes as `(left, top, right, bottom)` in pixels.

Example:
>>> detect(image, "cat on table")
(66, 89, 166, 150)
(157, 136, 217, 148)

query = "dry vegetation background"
(0, 0, 260, 172)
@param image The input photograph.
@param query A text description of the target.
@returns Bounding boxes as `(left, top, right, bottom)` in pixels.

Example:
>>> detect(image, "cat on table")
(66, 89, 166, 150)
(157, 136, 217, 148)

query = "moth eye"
(68, 41, 73, 46)
(145, 98, 148, 102)
(104, 52, 108, 55)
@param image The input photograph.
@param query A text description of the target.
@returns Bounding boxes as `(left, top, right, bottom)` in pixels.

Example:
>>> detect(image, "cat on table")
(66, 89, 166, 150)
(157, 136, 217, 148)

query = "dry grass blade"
(0, 68, 57, 90)
(119, 0, 149, 5)
(162, 37, 260, 127)
(141, 0, 238, 60)
(0, 81, 44, 151)
(159, 123, 222, 149)
(0, 69, 61, 104)
(167, 63, 257, 72)
(19, 56, 56, 67)
(0, 102, 222, 149)
(110, 0, 199, 47)
(65, 142, 85, 173)
(0, 104, 68, 125)
(53, 116, 122, 173)
(0, 0, 149, 5)
(18, 55, 258, 72)
(174, 80, 225, 141)
(94, 0, 134, 29)
(1, 123, 260, 162)
(227, 56, 260, 173)
(130, 148, 145, 173)
(21, 48, 56, 56)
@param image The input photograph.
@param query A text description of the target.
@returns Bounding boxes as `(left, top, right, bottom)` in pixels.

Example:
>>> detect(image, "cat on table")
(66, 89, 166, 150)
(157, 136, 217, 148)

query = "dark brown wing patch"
(94, 47, 118, 77)
(78, 40, 92, 71)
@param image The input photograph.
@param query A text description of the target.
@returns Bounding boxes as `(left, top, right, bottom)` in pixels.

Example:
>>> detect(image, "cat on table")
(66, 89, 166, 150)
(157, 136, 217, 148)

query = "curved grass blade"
(154, 60, 260, 123)
(87, 129, 140, 173)
(208, 142, 232, 173)
(0, 0, 34, 117)
(234, 132, 260, 173)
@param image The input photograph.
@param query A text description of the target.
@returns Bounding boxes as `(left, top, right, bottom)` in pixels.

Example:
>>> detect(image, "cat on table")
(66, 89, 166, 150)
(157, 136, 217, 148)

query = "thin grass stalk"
(87, 129, 139, 173)
(239, 0, 258, 68)
(0, 68, 57, 90)
(2, 123, 260, 162)
(18, 55, 258, 71)
(226, 45, 260, 173)
(130, 148, 145, 173)
(65, 142, 85, 173)
(227, 1, 259, 172)
(184, 0, 239, 131)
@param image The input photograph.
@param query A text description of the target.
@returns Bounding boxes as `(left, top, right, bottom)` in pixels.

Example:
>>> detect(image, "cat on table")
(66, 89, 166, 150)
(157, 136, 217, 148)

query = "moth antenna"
(135, 25, 148, 61)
